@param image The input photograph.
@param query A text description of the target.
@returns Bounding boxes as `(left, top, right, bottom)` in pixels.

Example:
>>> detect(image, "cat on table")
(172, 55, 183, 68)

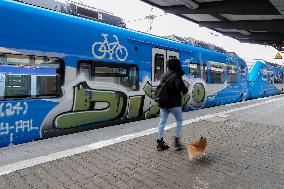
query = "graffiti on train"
(54, 82, 144, 129)
(0, 101, 57, 147)
(0, 102, 28, 117)
(54, 80, 192, 129)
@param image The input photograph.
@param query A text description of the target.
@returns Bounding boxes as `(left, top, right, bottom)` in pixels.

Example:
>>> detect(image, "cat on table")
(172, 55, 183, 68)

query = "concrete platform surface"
(0, 95, 283, 189)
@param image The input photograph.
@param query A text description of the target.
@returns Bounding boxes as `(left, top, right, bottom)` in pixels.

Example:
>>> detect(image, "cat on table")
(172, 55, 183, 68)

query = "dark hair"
(166, 58, 184, 76)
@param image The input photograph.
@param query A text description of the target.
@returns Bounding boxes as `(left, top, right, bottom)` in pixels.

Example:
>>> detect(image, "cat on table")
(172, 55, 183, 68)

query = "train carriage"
(248, 60, 284, 99)
(0, 0, 249, 147)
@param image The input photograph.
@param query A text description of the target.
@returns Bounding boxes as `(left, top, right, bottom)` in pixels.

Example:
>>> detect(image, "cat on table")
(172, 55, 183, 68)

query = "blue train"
(248, 60, 284, 99)
(0, 0, 283, 147)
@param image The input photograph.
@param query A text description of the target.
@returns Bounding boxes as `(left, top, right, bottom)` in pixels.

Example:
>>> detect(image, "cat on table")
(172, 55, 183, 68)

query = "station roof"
(141, 0, 284, 51)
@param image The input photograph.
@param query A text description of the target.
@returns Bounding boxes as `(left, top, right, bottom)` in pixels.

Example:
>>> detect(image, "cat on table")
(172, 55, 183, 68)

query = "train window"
(0, 53, 63, 99)
(210, 63, 225, 83)
(241, 67, 246, 76)
(4, 75, 31, 98)
(273, 71, 283, 84)
(78, 61, 92, 79)
(154, 53, 164, 81)
(262, 68, 268, 79)
(263, 68, 275, 84)
(189, 63, 201, 78)
(201, 64, 208, 82)
(189, 63, 208, 82)
(0, 54, 6, 62)
(262, 68, 275, 84)
(268, 75, 274, 84)
(86, 62, 139, 91)
(227, 65, 237, 83)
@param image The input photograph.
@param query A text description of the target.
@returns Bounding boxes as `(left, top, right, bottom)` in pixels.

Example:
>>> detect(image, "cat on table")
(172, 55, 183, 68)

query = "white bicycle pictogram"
(92, 33, 128, 61)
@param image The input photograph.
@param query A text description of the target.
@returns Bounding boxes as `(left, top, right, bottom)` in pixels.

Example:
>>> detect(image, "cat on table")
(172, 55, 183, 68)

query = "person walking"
(156, 58, 188, 151)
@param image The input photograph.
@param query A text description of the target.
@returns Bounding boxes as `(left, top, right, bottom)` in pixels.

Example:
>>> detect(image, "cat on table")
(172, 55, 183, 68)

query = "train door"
(152, 48, 179, 82)
(207, 61, 227, 105)
(147, 48, 179, 118)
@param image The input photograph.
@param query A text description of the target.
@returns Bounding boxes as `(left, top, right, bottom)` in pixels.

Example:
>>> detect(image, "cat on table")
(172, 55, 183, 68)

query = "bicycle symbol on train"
(92, 33, 128, 61)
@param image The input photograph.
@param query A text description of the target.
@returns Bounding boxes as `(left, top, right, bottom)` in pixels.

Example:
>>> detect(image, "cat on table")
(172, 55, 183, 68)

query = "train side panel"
(0, 0, 250, 147)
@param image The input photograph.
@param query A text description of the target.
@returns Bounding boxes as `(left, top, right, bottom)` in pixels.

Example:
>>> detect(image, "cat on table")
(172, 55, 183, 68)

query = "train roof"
(13, 0, 126, 28)
(1, 0, 245, 65)
(254, 59, 284, 68)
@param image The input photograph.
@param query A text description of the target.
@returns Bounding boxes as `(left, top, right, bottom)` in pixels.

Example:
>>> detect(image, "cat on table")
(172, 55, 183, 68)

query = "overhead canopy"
(141, 0, 284, 51)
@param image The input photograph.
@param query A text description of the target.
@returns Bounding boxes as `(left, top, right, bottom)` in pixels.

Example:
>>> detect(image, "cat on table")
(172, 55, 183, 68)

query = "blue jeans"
(157, 107, 183, 140)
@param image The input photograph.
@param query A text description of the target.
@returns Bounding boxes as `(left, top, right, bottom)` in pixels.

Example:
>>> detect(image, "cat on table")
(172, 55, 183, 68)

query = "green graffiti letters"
(54, 80, 190, 129)
(143, 81, 156, 99)
(143, 82, 160, 118)
(127, 96, 144, 119)
(55, 82, 127, 128)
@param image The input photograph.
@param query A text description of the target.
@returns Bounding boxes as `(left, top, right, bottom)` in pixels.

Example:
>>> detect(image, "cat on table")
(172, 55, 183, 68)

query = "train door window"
(154, 53, 164, 81)
(0, 53, 63, 99)
(168, 55, 177, 59)
(210, 62, 225, 83)
(166, 50, 179, 72)
(90, 62, 139, 91)
(227, 65, 237, 83)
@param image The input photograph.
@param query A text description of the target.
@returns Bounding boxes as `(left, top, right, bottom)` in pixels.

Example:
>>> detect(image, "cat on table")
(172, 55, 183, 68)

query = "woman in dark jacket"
(156, 58, 188, 151)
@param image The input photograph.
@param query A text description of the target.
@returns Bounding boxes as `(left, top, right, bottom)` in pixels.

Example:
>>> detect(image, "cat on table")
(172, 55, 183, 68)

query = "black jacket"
(158, 70, 188, 109)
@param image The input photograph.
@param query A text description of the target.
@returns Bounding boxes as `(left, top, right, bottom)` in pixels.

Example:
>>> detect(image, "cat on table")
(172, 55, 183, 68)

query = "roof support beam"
(224, 32, 284, 41)
(200, 20, 284, 33)
(164, 0, 279, 15)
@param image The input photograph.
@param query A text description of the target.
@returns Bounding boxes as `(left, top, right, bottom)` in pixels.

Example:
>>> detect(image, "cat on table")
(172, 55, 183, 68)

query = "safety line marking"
(0, 96, 283, 176)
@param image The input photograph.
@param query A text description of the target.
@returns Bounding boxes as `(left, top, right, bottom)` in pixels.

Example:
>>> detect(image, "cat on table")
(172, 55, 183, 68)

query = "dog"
(187, 136, 207, 160)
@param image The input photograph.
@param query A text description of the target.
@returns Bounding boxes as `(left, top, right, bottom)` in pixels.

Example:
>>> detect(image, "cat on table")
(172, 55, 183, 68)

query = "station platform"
(0, 95, 283, 189)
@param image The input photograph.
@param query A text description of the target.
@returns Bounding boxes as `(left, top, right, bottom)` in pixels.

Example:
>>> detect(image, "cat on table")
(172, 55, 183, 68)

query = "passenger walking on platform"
(155, 58, 188, 151)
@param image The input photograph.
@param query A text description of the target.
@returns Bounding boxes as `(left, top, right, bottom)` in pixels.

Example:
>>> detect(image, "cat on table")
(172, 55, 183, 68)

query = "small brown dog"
(188, 137, 207, 160)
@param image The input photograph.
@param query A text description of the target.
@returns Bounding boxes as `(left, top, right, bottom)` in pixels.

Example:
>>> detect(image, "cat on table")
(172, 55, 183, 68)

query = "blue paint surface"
(0, 100, 57, 147)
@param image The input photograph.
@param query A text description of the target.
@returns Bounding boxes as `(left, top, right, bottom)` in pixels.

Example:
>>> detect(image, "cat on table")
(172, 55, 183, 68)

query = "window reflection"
(210, 63, 224, 84)
(0, 53, 63, 99)
(78, 61, 139, 91)
(227, 65, 237, 83)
